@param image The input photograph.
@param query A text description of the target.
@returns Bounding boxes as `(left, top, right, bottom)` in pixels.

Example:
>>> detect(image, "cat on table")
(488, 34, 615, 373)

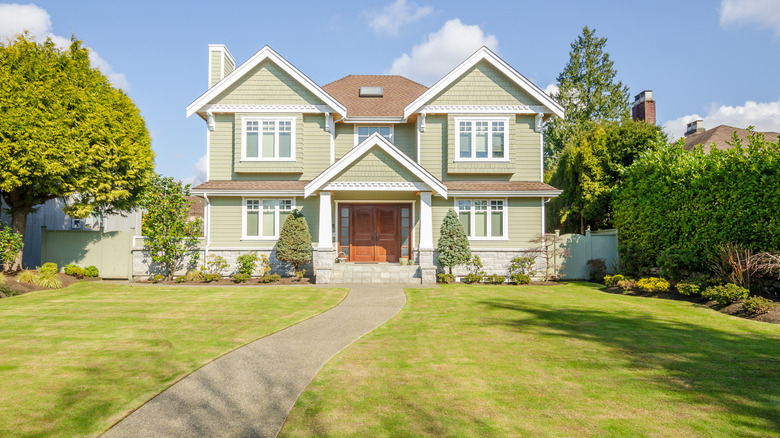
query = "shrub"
(509, 256, 536, 276)
(463, 255, 485, 284)
(202, 273, 221, 282)
(64, 264, 86, 278)
(616, 279, 637, 291)
(84, 266, 99, 278)
(236, 252, 260, 276)
(436, 209, 470, 275)
(637, 277, 671, 293)
(232, 272, 250, 283)
(604, 274, 626, 287)
(0, 226, 23, 273)
(185, 269, 204, 282)
(463, 273, 483, 284)
(17, 270, 37, 284)
(276, 209, 312, 277)
(256, 253, 271, 277)
(295, 269, 306, 281)
(742, 296, 777, 315)
(260, 274, 281, 283)
(657, 246, 702, 281)
(485, 274, 506, 285)
(0, 272, 5, 284)
(151, 274, 164, 283)
(676, 282, 701, 296)
(511, 274, 531, 285)
(33, 274, 62, 289)
(586, 258, 607, 282)
(175, 276, 186, 283)
(201, 254, 229, 277)
(438, 273, 455, 284)
(0, 282, 17, 297)
(702, 283, 749, 306)
(38, 262, 58, 276)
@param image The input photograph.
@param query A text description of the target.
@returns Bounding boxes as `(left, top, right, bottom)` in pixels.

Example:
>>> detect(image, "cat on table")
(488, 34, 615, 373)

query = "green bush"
(657, 246, 703, 281)
(0, 226, 23, 272)
(232, 272, 250, 283)
(64, 264, 86, 278)
(201, 254, 229, 277)
(463, 273, 483, 284)
(702, 284, 749, 306)
(151, 274, 164, 283)
(742, 296, 777, 315)
(33, 273, 62, 289)
(276, 210, 312, 277)
(185, 269, 204, 282)
(437, 273, 455, 284)
(485, 274, 506, 285)
(0, 282, 16, 297)
(202, 273, 221, 282)
(511, 274, 531, 285)
(586, 258, 607, 282)
(636, 277, 670, 293)
(436, 209, 471, 275)
(236, 252, 260, 276)
(17, 270, 37, 284)
(676, 282, 701, 296)
(175, 276, 186, 283)
(259, 274, 281, 283)
(84, 266, 99, 278)
(509, 256, 536, 279)
(38, 262, 58, 275)
(604, 274, 626, 287)
(0, 272, 6, 284)
(463, 255, 485, 284)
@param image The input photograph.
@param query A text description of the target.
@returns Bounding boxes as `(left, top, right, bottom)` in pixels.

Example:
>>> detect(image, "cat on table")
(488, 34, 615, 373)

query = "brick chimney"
(685, 120, 705, 137)
(631, 90, 656, 125)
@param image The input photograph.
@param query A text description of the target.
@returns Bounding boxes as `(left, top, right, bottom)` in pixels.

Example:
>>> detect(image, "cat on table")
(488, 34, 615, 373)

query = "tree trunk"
(9, 204, 31, 272)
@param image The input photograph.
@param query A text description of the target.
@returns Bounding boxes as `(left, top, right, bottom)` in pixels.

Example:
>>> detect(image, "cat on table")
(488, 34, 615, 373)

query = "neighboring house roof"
(305, 132, 448, 198)
(186, 46, 347, 118)
(191, 180, 309, 195)
(683, 125, 780, 153)
(403, 46, 565, 119)
(322, 75, 428, 118)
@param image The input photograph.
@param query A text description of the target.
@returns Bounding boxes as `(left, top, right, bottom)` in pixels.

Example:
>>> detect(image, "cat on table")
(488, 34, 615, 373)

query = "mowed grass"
(0, 282, 347, 437)
(282, 283, 780, 437)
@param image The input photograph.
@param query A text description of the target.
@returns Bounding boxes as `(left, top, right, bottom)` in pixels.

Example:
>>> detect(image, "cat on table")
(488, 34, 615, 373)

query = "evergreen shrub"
(702, 284, 749, 305)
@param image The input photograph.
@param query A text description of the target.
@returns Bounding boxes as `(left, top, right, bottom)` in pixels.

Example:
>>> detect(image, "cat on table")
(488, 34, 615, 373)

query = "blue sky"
(2, 0, 779, 184)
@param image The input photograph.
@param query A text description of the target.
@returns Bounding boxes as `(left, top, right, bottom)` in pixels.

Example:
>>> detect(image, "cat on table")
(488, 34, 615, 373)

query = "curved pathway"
(102, 284, 410, 438)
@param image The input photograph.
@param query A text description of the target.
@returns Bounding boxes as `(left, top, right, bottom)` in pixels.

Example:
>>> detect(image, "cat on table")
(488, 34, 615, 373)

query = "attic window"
(359, 86, 383, 97)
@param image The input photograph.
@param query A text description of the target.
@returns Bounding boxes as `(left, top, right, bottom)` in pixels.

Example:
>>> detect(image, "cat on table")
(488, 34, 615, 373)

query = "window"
(242, 117, 295, 160)
(244, 198, 294, 239)
(356, 126, 393, 145)
(456, 118, 508, 160)
(457, 199, 506, 239)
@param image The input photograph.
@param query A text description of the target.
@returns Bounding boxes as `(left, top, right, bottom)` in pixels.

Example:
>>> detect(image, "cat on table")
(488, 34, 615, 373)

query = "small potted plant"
(399, 257, 409, 265)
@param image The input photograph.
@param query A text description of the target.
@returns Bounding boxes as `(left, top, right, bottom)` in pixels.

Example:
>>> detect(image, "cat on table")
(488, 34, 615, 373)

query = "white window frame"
(454, 198, 509, 241)
(454, 117, 510, 162)
(242, 197, 296, 240)
(354, 125, 394, 146)
(241, 116, 296, 162)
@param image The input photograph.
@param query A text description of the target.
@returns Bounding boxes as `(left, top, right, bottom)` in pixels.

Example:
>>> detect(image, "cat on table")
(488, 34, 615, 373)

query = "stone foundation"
(439, 248, 545, 280)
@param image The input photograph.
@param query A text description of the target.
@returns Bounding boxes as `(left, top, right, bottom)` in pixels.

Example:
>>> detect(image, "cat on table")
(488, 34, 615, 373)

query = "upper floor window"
(355, 126, 393, 145)
(242, 117, 295, 161)
(455, 118, 508, 160)
(244, 198, 295, 239)
(457, 199, 506, 239)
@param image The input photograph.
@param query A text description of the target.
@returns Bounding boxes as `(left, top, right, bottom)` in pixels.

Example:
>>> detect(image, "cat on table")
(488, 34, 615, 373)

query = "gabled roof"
(322, 75, 428, 118)
(403, 46, 565, 119)
(186, 46, 347, 118)
(683, 125, 780, 153)
(305, 132, 447, 198)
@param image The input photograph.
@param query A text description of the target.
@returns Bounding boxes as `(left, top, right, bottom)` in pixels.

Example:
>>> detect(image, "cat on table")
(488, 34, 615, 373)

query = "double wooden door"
(350, 205, 400, 262)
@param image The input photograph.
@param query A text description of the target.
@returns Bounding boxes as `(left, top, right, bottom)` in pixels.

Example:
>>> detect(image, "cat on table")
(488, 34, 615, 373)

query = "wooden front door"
(348, 205, 401, 262)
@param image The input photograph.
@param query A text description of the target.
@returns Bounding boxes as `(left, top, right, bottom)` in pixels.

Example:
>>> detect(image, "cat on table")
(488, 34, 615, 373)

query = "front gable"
(427, 61, 542, 107)
(332, 147, 418, 183)
(212, 60, 326, 106)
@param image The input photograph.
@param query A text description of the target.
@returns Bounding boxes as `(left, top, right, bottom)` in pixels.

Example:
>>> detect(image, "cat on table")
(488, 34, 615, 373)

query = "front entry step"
(330, 263, 421, 284)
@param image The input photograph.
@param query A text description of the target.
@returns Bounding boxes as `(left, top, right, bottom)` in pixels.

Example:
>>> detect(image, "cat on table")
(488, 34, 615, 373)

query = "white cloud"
(663, 100, 780, 140)
(0, 3, 129, 89)
(183, 154, 208, 187)
(388, 19, 498, 85)
(720, 0, 780, 36)
(366, 0, 433, 36)
(543, 83, 559, 97)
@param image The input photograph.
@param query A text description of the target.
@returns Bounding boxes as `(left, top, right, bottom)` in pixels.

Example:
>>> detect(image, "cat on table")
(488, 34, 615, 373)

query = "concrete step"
(331, 263, 422, 284)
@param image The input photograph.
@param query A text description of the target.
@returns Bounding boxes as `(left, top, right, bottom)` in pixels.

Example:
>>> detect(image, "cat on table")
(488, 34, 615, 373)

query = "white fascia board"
(342, 117, 407, 124)
(403, 46, 565, 119)
(304, 132, 447, 198)
(208, 44, 235, 66)
(191, 189, 305, 196)
(187, 45, 347, 118)
(446, 190, 562, 197)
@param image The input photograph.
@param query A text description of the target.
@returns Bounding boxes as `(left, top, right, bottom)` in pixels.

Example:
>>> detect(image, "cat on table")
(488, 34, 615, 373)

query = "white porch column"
(318, 191, 333, 248)
(419, 191, 433, 249)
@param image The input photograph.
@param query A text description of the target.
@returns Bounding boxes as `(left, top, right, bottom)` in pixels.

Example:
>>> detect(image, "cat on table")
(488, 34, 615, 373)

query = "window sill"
(453, 158, 510, 163)
(467, 237, 509, 241)
(241, 237, 279, 241)
(240, 158, 297, 162)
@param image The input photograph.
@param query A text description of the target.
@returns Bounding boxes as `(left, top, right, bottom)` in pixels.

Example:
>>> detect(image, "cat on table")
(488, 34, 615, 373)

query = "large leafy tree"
(544, 26, 630, 170)
(0, 34, 154, 270)
(547, 120, 666, 234)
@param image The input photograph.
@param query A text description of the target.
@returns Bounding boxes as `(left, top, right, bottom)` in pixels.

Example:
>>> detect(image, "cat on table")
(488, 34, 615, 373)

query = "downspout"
(203, 193, 211, 257)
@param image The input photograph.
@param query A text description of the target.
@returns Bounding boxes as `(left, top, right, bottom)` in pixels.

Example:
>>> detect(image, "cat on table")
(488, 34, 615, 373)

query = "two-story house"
(186, 45, 563, 283)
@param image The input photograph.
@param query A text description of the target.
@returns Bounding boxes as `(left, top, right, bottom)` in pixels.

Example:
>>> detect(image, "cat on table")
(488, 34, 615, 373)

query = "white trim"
(241, 197, 296, 241)
(323, 181, 428, 191)
(191, 189, 304, 196)
(203, 193, 211, 256)
(342, 117, 406, 124)
(240, 116, 296, 162)
(447, 190, 562, 197)
(454, 197, 509, 241)
(327, 113, 335, 165)
(188, 45, 346, 118)
(541, 198, 546, 237)
(416, 115, 423, 165)
(353, 124, 394, 147)
(421, 105, 548, 114)
(539, 114, 544, 181)
(453, 117, 510, 161)
(403, 46, 564, 119)
(202, 104, 332, 114)
(333, 199, 418, 252)
(205, 128, 211, 182)
(305, 132, 447, 198)
(318, 191, 333, 248)
(420, 191, 433, 249)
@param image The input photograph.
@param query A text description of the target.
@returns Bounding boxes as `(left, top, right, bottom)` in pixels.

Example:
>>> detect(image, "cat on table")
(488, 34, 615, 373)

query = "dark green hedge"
(613, 132, 780, 271)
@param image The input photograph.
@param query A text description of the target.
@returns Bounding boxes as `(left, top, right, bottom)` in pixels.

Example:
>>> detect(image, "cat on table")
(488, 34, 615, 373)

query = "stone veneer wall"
(438, 247, 546, 280)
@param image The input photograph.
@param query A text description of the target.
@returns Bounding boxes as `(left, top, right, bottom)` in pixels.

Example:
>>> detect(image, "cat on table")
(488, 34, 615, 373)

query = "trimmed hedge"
(613, 133, 780, 273)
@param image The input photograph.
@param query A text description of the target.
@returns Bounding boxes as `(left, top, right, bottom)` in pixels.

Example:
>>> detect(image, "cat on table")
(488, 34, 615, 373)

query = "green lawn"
(0, 282, 347, 437)
(282, 283, 780, 437)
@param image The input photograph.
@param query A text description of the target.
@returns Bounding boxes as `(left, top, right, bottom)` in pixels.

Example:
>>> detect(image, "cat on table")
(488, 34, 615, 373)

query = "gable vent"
(359, 86, 383, 97)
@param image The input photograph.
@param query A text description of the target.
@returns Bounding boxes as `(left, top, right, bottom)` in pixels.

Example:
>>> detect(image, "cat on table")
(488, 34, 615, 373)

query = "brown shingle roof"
(444, 181, 560, 192)
(683, 125, 779, 153)
(192, 180, 309, 191)
(322, 75, 428, 117)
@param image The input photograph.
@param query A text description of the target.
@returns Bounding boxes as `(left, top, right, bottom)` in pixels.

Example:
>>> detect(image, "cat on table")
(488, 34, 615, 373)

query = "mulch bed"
(602, 285, 780, 325)
(1, 272, 80, 297)
(136, 277, 314, 286)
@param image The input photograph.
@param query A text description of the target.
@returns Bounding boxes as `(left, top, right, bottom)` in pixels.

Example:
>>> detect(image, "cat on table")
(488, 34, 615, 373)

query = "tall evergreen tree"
(275, 209, 312, 276)
(436, 209, 471, 275)
(544, 26, 630, 170)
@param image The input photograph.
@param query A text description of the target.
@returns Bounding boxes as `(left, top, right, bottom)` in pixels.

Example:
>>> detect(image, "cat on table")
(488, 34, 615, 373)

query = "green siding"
(431, 197, 542, 248)
(419, 115, 447, 179)
(209, 114, 235, 180)
(223, 55, 235, 79)
(213, 60, 325, 106)
(210, 51, 223, 87)
(428, 61, 541, 106)
(394, 123, 417, 161)
(302, 114, 331, 179)
(333, 123, 353, 160)
(332, 147, 418, 183)
(232, 113, 304, 176)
